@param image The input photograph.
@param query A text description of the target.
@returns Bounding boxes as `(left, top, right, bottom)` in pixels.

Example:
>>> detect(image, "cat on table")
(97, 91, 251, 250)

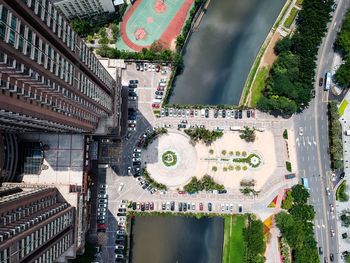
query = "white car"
(118, 183, 124, 192)
(117, 217, 126, 222)
(98, 208, 106, 212)
(98, 194, 107, 199)
(116, 245, 124, 249)
(116, 230, 126, 235)
(128, 120, 136, 124)
(115, 254, 124, 259)
(134, 148, 141, 153)
(160, 78, 167, 83)
(132, 158, 141, 162)
(221, 204, 225, 212)
(128, 127, 136, 131)
(118, 221, 125, 227)
(119, 204, 127, 209)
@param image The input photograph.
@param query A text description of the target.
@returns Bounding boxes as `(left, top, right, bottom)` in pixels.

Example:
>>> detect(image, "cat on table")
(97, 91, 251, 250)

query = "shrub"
(183, 175, 224, 193)
(229, 151, 234, 155)
(209, 149, 214, 154)
(243, 166, 248, 171)
(283, 129, 288, 139)
(242, 151, 247, 157)
(228, 165, 234, 171)
(235, 166, 241, 171)
(223, 167, 228, 172)
(222, 150, 227, 155)
(337, 181, 349, 202)
(236, 151, 241, 156)
(212, 166, 217, 172)
(286, 161, 292, 172)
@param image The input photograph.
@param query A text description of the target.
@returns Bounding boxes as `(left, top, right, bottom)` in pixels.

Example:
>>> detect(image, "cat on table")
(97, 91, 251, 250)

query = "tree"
(340, 209, 350, 227)
(281, 190, 293, 210)
(274, 37, 292, 55)
(291, 184, 309, 204)
(244, 218, 265, 263)
(239, 126, 256, 142)
(334, 59, 350, 87)
(290, 204, 315, 221)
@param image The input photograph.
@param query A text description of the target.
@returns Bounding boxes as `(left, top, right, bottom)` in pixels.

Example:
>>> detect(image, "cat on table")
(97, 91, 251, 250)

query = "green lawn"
(250, 67, 269, 107)
(296, 0, 304, 6)
(339, 99, 348, 116)
(222, 215, 245, 263)
(284, 7, 299, 28)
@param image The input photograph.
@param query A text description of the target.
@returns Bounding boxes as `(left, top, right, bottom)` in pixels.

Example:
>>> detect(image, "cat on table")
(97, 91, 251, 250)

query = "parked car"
(208, 202, 212, 212)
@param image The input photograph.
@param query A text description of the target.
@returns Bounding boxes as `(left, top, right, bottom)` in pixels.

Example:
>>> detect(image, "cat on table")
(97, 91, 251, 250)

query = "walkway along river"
(169, 0, 285, 106)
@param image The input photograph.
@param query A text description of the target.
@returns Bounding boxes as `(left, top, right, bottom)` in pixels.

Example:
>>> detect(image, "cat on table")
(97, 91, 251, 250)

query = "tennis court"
(118, 0, 194, 51)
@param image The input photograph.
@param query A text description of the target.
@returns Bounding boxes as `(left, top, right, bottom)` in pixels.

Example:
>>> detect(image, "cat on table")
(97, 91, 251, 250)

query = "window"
(0, 6, 8, 40)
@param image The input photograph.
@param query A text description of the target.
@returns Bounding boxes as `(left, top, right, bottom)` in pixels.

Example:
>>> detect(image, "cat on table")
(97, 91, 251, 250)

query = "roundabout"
(142, 131, 198, 188)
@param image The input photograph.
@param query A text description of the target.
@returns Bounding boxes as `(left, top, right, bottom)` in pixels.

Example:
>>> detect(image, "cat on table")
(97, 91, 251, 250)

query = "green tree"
(281, 191, 293, 210)
(244, 218, 266, 263)
(290, 204, 315, 221)
(291, 184, 309, 204)
(239, 126, 256, 142)
(340, 209, 350, 227)
(274, 37, 293, 55)
(334, 59, 350, 87)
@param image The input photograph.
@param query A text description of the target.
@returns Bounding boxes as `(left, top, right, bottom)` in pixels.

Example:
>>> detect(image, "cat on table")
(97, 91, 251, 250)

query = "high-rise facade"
(0, 0, 118, 133)
(0, 184, 75, 263)
(53, 0, 116, 20)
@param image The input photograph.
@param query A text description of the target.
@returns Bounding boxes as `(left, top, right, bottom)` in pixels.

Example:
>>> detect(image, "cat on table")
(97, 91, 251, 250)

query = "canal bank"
(240, 0, 293, 107)
(168, 0, 286, 106)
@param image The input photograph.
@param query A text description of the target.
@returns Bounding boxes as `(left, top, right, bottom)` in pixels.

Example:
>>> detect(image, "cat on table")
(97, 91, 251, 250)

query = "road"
(294, 0, 350, 261)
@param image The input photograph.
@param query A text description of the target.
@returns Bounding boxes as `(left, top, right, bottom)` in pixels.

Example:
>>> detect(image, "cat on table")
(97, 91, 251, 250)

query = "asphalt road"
(294, 0, 350, 261)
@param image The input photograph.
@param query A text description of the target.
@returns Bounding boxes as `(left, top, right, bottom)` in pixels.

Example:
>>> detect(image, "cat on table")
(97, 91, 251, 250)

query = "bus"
(325, 72, 332, 91)
(301, 177, 310, 190)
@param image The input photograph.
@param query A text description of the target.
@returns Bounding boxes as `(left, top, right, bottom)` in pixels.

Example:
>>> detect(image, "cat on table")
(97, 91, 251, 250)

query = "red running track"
(120, 0, 194, 51)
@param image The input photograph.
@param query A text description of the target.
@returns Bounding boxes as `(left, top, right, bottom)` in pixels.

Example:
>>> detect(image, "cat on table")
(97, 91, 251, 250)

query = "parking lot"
(94, 62, 296, 263)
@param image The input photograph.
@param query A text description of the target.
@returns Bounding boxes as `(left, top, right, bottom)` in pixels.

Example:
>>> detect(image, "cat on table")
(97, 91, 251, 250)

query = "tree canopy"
(244, 217, 266, 263)
(275, 185, 319, 263)
(257, 0, 334, 115)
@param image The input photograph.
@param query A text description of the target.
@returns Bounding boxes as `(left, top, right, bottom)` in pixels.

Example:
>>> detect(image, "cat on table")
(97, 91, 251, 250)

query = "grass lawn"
(250, 67, 269, 107)
(284, 7, 298, 28)
(339, 100, 348, 116)
(222, 215, 245, 263)
(296, 0, 304, 6)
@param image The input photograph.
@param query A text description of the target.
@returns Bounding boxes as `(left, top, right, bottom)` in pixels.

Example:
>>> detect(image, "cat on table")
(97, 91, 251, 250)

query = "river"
(130, 215, 224, 263)
(169, 0, 286, 105)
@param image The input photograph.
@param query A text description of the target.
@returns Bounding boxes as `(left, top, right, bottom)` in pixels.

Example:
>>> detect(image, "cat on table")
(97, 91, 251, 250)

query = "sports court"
(117, 0, 194, 51)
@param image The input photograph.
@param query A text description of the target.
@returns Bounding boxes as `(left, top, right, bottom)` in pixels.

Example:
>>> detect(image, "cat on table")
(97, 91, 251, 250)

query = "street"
(293, 0, 350, 261)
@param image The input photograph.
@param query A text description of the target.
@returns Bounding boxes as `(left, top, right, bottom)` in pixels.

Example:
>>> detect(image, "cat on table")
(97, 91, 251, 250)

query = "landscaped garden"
(204, 152, 262, 171)
(162, 150, 178, 167)
(222, 215, 266, 263)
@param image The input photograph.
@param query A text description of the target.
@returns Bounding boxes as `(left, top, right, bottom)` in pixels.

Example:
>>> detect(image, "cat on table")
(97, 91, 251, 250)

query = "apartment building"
(0, 184, 76, 263)
(0, 0, 120, 133)
(53, 0, 116, 20)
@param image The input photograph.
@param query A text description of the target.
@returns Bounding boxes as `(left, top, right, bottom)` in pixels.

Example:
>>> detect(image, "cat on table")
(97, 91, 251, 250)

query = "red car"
(152, 103, 160, 108)
(199, 203, 203, 211)
(178, 191, 186, 194)
(150, 202, 154, 210)
(157, 87, 164, 91)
